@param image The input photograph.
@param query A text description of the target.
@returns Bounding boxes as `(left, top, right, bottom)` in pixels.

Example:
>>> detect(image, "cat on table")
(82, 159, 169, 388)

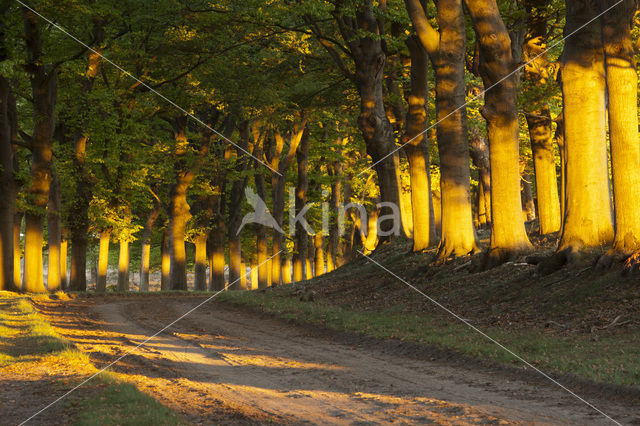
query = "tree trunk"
(526, 110, 561, 234)
(599, 0, 640, 253)
(139, 204, 160, 292)
(22, 9, 57, 292)
(523, 0, 561, 235)
(306, 236, 314, 279)
(282, 258, 292, 284)
(168, 178, 192, 291)
(255, 162, 268, 289)
(293, 127, 310, 282)
(13, 212, 22, 290)
(117, 240, 129, 291)
(432, 0, 477, 258)
(314, 233, 324, 277)
(470, 133, 492, 228)
(0, 76, 15, 291)
(555, 117, 566, 222)
(60, 239, 68, 290)
(240, 260, 247, 289)
(209, 216, 226, 291)
(227, 124, 251, 290)
(96, 230, 110, 292)
(521, 172, 536, 222)
(559, 0, 613, 251)
(194, 233, 207, 291)
(47, 168, 61, 292)
(161, 228, 170, 291)
(404, 36, 433, 252)
(465, 0, 532, 262)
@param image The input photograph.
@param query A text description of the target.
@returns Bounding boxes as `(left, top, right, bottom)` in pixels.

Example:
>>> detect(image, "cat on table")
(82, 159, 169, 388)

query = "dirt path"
(40, 296, 637, 425)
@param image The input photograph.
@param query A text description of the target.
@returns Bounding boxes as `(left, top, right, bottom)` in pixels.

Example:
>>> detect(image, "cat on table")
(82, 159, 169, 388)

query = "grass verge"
(217, 286, 640, 388)
(0, 291, 185, 425)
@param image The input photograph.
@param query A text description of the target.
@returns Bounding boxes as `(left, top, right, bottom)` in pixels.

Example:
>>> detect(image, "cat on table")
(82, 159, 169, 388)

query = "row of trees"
(0, 0, 639, 293)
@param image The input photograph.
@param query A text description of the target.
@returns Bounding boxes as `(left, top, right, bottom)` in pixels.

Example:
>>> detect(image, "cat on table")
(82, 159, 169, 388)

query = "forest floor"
(1, 236, 639, 424)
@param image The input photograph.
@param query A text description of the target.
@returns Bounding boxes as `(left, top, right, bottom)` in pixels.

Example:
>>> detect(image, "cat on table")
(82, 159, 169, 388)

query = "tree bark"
(96, 229, 110, 292)
(598, 0, 640, 253)
(47, 167, 61, 292)
(269, 118, 306, 286)
(139, 203, 160, 292)
(465, 0, 532, 262)
(209, 215, 226, 291)
(404, 36, 433, 252)
(117, 240, 129, 291)
(282, 258, 292, 284)
(526, 110, 560, 234)
(194, 233, 207, 291)
(161, 228, 170, 291)
(559, 0, 613, 251)
(406, 0, 476, 257)
(293, 127, 310, 282)
(523, 0, 561, 235)
(227, 122, 251, 290)
(13, 212, 22, 290)
(254, 135, 269, 289)
(314, 233, 324, 277)
(521, 171, 536, 222)
(60, 239, 68, 290)
(0, 75, 15, 291)
(68, 135, 90, 293)
(23, 9, 58, 292)
(317, 4, 402, 237)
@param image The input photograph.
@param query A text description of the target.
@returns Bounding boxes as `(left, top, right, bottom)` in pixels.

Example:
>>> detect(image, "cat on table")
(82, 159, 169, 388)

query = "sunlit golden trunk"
(527, 111, 561, 234)
(209, 217, 226, 291)
(250, 262, 258, 290)
(314, 233, 324, 277)
(229, 237, 243, 290)
(282, 259, 292, 284)
(138, 205, 159, 292)
(404, 37, 432, 252)
(161, 229, 170, 291)
(307, 237, 315, 279)
(432, 0, 477, 258)
(559, 1, 613, 251)
(599, 0, 640, 252)
(293, 127, 309, 282)
(194, 234, 207, 291)
(60, 239, 68, 290)
(255, 168, 268, 289)
(466, 0, 531, 260)
(96, 230, 110, 293)
(240, 260, 247, 290)
(23, 214, 45, 292)
(523, 0, 561, 235)
(117, 240, 129, 292)
(22, 10, 57, 293)
(168, 179, 191, 291)
(47, 169, 61, 292)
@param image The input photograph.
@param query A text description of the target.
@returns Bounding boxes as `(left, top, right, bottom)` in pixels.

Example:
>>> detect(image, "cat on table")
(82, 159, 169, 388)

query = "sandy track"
(45, 296, 637, 425)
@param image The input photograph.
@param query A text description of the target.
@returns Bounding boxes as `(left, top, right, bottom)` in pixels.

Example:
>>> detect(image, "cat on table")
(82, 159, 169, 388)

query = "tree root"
(622, 250, 640, 275)
(595, 249, 628, 272)
(529, 249, 569, 276)
(470, 247, 527, 271)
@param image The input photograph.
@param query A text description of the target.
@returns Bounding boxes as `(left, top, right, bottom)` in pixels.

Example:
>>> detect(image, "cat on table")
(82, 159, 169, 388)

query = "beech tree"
(558, 0, 613, 253)
(465, 0, 532, 264)
(406, 0, 477, 258)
